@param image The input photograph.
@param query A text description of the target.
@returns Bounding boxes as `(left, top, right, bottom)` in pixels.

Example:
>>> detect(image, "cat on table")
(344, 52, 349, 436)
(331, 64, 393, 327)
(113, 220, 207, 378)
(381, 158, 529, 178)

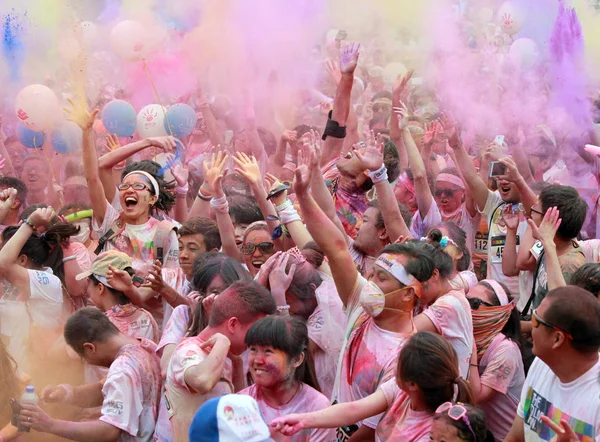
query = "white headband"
(374, 255, 418, 286)
(94, 274, 114, 290)
(483, 279, 509, 306)
(436, 173, 465, 190)
(123, 171, 160, 196)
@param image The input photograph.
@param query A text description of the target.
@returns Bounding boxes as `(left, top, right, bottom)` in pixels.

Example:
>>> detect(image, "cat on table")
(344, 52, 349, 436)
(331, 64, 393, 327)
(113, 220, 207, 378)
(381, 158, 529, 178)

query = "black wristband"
(322, 110, 347, 141)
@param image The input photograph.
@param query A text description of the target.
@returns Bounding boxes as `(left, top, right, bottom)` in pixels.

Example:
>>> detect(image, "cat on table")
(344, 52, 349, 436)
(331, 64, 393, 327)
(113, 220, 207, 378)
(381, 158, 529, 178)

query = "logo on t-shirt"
(523, 387, 595, 441)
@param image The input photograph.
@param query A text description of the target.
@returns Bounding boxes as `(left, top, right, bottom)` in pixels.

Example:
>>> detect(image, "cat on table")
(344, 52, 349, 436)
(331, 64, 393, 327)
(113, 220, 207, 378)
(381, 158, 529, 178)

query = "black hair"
(208, 281, 277, 327)
(0, 177, 28, 210)
(360, 139, 401, 192)
(2, 222, 78, 283)
(398, 332, 474, 412)
(379, 241, 435, 283)
(415, 236, 454, 278)
(20, 204, 51, 222)
(64, 307, 120, 354)
(229, 199, 264, 226)
(570, 264, 600, 298)
(544, 286, 600, 354)
(245, 315, 321, 392)
(404, 168, 437, 194)
(477, 281, 522, 347)
(179, 217, 222, 251)
(368, 199, 413, 231)
(539, 185, 587, 240)
(121, 160, 175, 215)
(292, 124, 317, 140)
(428, 223, 471, 272)
(433, 404, 495, 442)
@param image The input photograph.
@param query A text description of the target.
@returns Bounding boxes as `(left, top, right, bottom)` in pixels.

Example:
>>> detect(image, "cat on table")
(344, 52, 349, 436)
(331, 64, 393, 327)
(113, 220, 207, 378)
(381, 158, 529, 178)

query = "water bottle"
(19, 386, 39, 432)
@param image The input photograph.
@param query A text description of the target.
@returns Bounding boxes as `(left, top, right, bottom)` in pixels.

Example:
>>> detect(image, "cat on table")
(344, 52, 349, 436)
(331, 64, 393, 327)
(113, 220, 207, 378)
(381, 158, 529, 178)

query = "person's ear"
(227, 317, 239, 334)
(552, 331, 568, 350)
(377, 228, 388, 241)
(82, 342, 96, 354)
(404, 381, 419, 392)
(16, 254, 28, 267)
(291, 352, 305, 369)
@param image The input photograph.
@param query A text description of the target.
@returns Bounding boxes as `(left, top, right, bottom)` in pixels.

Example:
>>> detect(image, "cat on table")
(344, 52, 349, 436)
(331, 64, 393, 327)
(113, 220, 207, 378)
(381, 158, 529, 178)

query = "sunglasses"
(532, 309, 573, 340)
(436, 402, 477, 441)
(118, 182, 150, 192)
(373, 104, 391, 113)
(435, 188, 457, 198)
(242, 242, 275, 256)
(468, 298, 495, 310)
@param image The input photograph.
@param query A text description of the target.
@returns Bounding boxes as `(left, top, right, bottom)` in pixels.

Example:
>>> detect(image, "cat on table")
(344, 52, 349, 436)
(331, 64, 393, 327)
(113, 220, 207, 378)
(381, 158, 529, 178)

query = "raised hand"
(0, 187, 17, 212)
(146, 136, 177, 152)
(353, 131, 384, 171)
(501, 204, 521, 231)
(282, 130, 297, 145)
(65, 97, 98, 131)
(497, 156, 523, 183)
(268, 253, 297, 296)
(339, 42, 360, 75)
(423, 120, 440, 149)
(325, 58, 342, 85)
(170, 164, 189, 188)
(393, 102, 410, 130)
(440, 112, 461, 148)
(106, 265, 135, 293)
(142, 260, 167, 294)
(265, 174, 288, 206)
(201, 148, 229, 193)
(393, 69, 414, 103)
(540, 416, 579, 442)
(233, 152, 262, 187)
(28, 207, 55, 229)
(527, 206, 561, 247)
(106, 134, 121, 151)
(255, 251, 282, 287)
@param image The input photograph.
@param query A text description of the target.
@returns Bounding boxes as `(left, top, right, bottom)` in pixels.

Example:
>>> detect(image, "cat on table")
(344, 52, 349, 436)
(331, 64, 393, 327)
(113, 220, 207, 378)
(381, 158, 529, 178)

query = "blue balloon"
(164, 104, 197, 138)
(155, 1, 202, 33)
(17, 124, 45, 149)
(52, 122, 82, 154)
(101, 100, 136, 137)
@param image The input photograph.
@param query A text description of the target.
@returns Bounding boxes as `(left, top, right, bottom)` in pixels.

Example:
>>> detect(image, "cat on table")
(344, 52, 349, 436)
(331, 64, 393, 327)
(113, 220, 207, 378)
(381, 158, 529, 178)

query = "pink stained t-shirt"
(332, 276, 414, 440)
(99, 338, 162, 442)
(239, 383, 335, 442)
(106, 304, 160, 344)
(478, 334, 525, 442)
(375, 379, 433, 442)
(165, 335, 234, 442)
(422, 289, 474, 378)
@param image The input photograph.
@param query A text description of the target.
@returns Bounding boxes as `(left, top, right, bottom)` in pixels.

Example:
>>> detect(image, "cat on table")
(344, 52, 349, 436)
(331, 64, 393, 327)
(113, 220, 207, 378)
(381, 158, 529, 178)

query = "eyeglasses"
(532, 309, 573, 340)
(436, 402, 477, 441)
(435, 188, 457, 198)
(118, 182, 150, 192)
(242, 242, 275, 256)
(530, 206, 544, 216)
(468, 297, 495, 310)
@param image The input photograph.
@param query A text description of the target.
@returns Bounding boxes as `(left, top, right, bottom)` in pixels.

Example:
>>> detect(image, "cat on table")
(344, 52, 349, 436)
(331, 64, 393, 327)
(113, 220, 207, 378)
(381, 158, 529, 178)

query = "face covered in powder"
(118, 173, 158, 223)
(248, 345, 301, 389)
(434, 180, 464, 217)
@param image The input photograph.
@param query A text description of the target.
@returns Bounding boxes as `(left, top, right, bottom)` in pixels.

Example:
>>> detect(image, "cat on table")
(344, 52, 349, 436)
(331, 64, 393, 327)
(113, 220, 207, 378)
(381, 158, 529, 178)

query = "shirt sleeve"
(92, 201, 120, 236)
(70, 242, 93, 272)
(517, 358, 541, 418)
(27, 270, 62, 303)
(99, 369, 142, 437)
(345, 275, 368, 319)
(410, 200, 442, 239)
(170, 343, 206, 394)
(157, 306, 190, 354)
(162, 229, 180, 269)
(423, 295, 461, 336)
(481, 190, 502, 221)
(378, 378, 400, 407)
(480, 340, 520, 395)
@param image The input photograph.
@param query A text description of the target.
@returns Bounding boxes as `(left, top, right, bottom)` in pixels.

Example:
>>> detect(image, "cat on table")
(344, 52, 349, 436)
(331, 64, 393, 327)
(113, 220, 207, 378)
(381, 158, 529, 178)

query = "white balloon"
(509, 38, 539, 69)
(110, 20, 148, 61)
(15, 84, 60, 132)
(497, 1, 527, 36)
(137, 105, 168, 138)
(383, 62, 408, 84)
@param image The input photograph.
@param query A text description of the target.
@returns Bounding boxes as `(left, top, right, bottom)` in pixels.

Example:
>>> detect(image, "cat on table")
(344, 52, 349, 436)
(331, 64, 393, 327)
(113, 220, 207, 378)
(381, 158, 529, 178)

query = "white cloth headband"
(374, 255, 418, 286)
(123, 171, 160, 196)
(483, 279, 509, 306)
(436, 173, 465, 189)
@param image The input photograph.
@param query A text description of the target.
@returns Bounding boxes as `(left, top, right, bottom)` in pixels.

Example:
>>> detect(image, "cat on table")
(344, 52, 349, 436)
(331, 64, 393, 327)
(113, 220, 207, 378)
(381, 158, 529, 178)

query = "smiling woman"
(242, 221, 276, 277)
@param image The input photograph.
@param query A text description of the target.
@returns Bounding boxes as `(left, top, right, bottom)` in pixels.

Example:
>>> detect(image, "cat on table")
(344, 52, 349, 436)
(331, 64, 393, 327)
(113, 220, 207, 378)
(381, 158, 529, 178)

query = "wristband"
(367, 165, 388, 184)
(277, 305, 290, 314)
(62, 255, 77, 263)
(278, 206, 301, 224)
(176, 183, 189, 195)
(57, 384, 74, 403)
(22, 218, 37, 231)
(321, 110, 347, 141)
(197, 187, 213, 201)
(275, 199, 293, 213)
(210, 195, 229, 214)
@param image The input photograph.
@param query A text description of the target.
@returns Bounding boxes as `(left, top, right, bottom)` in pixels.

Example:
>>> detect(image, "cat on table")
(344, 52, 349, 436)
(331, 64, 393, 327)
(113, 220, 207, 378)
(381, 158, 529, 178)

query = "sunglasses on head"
(436, 402, 477, 441)
(435, 188, 457, 198)
(118, 182, 150, 192)
(468, 297, 495, 310)
(242, 242, 275, 256)
(532, 309, 573, 340)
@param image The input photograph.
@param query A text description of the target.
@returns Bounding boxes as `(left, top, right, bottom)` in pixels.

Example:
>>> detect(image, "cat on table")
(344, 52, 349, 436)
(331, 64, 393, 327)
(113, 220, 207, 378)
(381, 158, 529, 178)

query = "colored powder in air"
(2, 12, 25, 81)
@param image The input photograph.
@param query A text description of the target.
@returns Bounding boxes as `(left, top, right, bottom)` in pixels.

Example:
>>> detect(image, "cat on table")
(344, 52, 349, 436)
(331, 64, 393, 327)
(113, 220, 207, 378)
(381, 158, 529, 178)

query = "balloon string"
(142, 59, 174, 158)
(39, 139, 64, 208)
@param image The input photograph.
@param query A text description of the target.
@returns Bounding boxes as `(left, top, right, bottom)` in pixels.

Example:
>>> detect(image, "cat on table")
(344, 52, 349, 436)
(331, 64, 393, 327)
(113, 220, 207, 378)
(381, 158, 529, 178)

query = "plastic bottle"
(19, 386, 39, 432)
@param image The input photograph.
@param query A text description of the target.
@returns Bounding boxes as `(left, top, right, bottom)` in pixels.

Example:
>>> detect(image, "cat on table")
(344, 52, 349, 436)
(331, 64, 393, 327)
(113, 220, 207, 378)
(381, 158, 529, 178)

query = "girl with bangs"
(239, 315, 335, 442)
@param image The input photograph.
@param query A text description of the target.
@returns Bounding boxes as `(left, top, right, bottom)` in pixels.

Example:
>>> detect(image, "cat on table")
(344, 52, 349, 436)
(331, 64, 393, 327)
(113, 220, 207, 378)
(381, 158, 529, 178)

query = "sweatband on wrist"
(275, 199, 293, 213)
(210, 195, 229, 214)
(176, 183, 189, 195)
(62, 255, 77, 263)
(322, 110, 347, 141)
(367, 165, 388, 184)
(278, 206, 301, 224)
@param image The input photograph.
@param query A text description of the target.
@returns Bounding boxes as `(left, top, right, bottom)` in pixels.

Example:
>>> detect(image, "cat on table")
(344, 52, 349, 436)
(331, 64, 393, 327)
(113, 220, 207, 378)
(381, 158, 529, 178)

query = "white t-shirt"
(410, 202, 442, 239)
(165, 335, 234, 442)
(437, 201, 480, 256)
(332, 275, 414, 440)
(479, 334, 525, 442)
(239, 383, 335, 442)
(422, 290, 473, 378)
(579, 239, 600, 263)
(480, 191, 528, 296)
(517, 357, 600, 441)
(99, 339, 162, 442)
(376, 379, 432, 442)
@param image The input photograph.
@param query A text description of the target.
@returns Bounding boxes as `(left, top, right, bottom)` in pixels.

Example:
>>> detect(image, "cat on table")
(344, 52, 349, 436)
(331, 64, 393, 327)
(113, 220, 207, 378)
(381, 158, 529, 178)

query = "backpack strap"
(521, 249, 545, 319)
(154, 220, 177, 265)
(93, 215, 127, 256)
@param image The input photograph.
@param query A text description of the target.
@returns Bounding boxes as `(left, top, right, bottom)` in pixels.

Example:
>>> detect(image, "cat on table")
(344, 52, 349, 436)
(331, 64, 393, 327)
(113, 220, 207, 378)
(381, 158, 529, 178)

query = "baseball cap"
(189, 395, 274, 442)
(75, 251, 132, 286)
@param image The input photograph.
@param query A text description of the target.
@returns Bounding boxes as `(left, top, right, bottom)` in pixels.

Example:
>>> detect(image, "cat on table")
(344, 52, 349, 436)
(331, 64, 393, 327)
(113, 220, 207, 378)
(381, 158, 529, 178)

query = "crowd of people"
(0, 4, 600, 442)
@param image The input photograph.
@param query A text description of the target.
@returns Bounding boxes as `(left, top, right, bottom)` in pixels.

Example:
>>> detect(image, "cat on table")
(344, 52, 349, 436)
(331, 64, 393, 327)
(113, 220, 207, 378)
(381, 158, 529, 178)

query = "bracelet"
(197, 187, 213, 201)
(210, 195, 229, 214)
(278, 206, 301, 224)
(57, 384, 74, 403)
(277, 305, 290, 314)
(22, 218, 37, 231)
(469, 363, 479, 367)
(275, 199, 293, 213)
(62, 255, 77, 263)
(176, 183, 189, 195)
(367, 165, 388, 184)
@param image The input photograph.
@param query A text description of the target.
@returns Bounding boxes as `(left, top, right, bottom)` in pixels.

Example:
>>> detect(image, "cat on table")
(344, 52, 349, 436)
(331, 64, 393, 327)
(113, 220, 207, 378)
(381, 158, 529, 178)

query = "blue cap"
(189, 395, 273, 442)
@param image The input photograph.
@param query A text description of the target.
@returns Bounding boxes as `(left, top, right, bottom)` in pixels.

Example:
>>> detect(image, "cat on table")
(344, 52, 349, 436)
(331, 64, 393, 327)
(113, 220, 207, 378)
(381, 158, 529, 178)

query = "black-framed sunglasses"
(468, 297, 495, 310)
(435, 188, 457, 198)
(532, 309, 573, 340)
(242, 242, 275, 256)
(118, 182, 150, 192)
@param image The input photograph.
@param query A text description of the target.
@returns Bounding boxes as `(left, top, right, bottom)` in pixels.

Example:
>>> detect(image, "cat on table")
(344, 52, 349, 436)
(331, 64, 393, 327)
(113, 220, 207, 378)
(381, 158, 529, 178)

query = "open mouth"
(28, 176, 39, 183)
(253, 368, 268, 375)
(500, 186, 511, 194)
(252, 260, 264, 269)
(124, 196, 139, 208)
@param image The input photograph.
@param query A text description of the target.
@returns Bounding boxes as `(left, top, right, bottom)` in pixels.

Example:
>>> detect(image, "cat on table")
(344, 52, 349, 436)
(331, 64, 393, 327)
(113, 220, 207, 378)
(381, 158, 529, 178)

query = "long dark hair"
(2, 222, 78, 283)
(245, 315, 321, 392)
(187, 255, 252, 336)
(397, 332, 473, 412)
(478, 281, 522, 348)
(121, 160, 175, 215)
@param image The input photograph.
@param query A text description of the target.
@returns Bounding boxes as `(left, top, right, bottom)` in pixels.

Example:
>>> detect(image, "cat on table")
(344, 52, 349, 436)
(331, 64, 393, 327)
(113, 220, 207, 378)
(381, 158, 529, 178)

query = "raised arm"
(294, 155, 358, 307)
(65, 97, 107, 226)
(184, 333, 232, 394)
(501, 205, 521, 277)
(320, 43, 359, 167)
(0, 117, 16, 177)
(170, 164, 190, 224)
(497, 156, 537, 215)
(390, 71, 414, 170)
(188, 148, 227, 220)
(527, 207, 566, 290)
(212, 164, 244, 262)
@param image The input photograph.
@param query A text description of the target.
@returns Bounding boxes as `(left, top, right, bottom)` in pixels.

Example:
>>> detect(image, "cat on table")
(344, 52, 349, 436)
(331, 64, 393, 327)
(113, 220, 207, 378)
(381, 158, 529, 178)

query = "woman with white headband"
(466, 280, 524, 442)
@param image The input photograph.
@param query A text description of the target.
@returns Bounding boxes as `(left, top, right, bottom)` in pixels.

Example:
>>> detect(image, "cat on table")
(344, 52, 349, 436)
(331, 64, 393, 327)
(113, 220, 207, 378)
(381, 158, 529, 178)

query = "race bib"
(490, 234, 520, 263)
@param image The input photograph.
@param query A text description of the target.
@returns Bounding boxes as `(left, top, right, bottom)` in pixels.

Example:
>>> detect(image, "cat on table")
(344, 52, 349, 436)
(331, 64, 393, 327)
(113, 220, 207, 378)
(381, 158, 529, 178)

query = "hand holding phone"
(489, 161, 506, 178)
